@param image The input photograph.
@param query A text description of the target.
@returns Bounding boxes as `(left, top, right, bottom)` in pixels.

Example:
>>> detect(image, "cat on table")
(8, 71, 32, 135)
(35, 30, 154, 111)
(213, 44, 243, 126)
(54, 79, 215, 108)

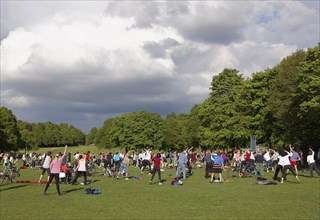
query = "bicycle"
(0, 168, 19, 184)
(87, 162, 98, 176)
(226, 160, 242, 178)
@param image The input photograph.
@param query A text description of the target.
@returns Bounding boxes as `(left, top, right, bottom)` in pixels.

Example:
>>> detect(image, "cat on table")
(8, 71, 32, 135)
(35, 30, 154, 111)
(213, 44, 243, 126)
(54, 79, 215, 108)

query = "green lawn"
(1, 146, 320, 219)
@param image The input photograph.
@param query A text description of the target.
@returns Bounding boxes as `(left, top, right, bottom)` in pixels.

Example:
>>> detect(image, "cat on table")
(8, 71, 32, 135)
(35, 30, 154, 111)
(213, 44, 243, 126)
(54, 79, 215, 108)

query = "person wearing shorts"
(210, 151, 224, 183)
(289, 145, 300, 175)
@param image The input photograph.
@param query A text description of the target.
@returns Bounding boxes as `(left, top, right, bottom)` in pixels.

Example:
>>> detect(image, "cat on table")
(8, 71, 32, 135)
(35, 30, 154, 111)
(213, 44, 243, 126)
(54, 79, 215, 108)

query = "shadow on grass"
(0, 184, 28, 192)
(62, 187, 84, 195)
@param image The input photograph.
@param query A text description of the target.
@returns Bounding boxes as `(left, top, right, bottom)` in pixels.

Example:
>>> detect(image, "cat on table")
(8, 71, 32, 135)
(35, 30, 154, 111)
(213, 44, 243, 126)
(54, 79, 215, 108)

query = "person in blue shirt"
(210, 151, 224, 183)
(113, 152, 121, 172)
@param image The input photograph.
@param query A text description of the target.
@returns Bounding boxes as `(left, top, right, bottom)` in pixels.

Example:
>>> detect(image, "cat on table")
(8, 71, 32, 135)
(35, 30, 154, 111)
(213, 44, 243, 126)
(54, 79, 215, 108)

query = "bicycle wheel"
(0, 173, 5, 184)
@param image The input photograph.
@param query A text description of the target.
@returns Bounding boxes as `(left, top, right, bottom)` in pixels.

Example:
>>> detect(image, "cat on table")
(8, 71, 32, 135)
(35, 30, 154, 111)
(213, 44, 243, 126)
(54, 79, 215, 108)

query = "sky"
(1, 1, 319, 133)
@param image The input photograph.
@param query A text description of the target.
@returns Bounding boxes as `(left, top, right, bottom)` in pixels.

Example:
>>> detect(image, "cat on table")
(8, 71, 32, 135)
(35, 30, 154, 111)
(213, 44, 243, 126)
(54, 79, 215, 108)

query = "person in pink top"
(43, 145, 68, 196)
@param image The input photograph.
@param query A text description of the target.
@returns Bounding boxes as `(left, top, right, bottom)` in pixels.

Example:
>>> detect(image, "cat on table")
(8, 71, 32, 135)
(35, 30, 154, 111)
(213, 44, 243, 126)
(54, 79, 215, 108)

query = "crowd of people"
(1, 145, 320, 195)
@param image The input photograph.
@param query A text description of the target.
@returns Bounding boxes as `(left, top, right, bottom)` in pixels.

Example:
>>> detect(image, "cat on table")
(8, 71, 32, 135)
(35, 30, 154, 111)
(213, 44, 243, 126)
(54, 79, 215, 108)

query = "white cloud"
(1, 1, 318, 132)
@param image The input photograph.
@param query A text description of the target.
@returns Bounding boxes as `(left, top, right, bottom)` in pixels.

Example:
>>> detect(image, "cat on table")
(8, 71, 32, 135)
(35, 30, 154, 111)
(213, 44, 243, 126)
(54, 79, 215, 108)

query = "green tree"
(94, 119, 114, 149)
(109, 111, 165, 149)
(197, 69, 250, 148)
(86, 127, 98, 145)
(294, 44, 320, 146)
(69, 125, 86, 146)
(17, 120, 36, 150)
(186, 104, 201, 148)
(0, 107, 20, 151)
(244, 68, 278, 146)
(268, 50, 307, 144)
(163, 113, 190, 150)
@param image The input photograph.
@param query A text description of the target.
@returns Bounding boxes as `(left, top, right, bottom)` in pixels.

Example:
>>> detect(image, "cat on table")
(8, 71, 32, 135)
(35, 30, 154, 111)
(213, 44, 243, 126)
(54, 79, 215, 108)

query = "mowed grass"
(1, 146, 320, 220)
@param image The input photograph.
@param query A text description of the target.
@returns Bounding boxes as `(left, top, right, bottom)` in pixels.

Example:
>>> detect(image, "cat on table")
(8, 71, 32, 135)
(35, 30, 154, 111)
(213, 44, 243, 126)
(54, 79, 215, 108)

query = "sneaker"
(296, 176, 300, 183)
(158, 182, 162, 185)
(125, 178, 129, 180)
(149, 180, 152, 184)
(116, 176, 119, 179)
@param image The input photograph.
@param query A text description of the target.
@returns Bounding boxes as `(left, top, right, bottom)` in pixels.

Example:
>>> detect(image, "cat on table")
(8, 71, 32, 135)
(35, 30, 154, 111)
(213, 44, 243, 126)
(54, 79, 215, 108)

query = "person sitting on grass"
(210, 151, 224, 183)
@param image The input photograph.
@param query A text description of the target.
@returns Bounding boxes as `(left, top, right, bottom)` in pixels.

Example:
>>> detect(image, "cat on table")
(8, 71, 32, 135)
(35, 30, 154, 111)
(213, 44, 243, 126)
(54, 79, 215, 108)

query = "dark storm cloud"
(142, 38, 180, 58)
(170, 45, 218, 75)
(170, 3, 247, 45)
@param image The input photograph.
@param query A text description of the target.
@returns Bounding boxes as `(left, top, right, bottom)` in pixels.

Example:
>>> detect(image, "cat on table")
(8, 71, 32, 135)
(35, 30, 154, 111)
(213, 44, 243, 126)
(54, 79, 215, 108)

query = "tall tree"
(197, 69, 250, 148)
(294, 44, 320, 146)
(244, 68, 278, 146)
(268, 50, 307, 144)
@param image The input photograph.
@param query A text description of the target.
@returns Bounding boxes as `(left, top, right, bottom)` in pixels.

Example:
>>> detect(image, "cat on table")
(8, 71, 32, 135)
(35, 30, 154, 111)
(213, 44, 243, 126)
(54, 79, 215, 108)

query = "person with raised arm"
(289, 144, 300, 176)
(43, 145, 68, 196)
(278, 149, 300, 184)
(307, 147, 320, 178)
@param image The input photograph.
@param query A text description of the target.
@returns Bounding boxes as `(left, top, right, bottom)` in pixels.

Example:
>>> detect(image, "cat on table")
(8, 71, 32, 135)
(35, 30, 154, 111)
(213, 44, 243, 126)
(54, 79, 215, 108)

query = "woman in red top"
(150, 153, 162, 185)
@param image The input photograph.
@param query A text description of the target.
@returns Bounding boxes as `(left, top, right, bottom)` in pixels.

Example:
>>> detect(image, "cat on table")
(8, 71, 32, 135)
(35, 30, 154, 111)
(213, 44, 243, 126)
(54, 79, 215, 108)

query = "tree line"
(0, 109, 86, 151)
(1, 44, 319, 152)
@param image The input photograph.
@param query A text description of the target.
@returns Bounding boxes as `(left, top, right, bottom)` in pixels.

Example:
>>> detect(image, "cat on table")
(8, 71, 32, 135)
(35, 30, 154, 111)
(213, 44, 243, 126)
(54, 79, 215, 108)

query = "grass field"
(1, 146, 320, 220)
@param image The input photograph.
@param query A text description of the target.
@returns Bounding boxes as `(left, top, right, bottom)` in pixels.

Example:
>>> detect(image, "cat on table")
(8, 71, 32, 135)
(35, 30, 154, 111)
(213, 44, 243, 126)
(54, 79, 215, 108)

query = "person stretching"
(279, 150, 300, 184)
(150, 153, 162, 185)
(38, 151, 52, 183)
(72, 154, 87, 185)
(43, 145, 68, 195)
(307, 148, 320, 178)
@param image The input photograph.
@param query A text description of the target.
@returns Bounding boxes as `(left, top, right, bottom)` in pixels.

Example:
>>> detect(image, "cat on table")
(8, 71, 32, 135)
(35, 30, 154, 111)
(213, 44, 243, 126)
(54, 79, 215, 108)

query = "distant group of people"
(1, 144, 320, 196)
